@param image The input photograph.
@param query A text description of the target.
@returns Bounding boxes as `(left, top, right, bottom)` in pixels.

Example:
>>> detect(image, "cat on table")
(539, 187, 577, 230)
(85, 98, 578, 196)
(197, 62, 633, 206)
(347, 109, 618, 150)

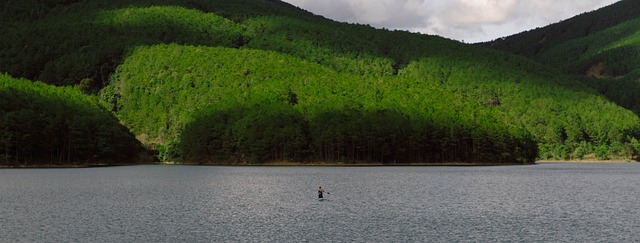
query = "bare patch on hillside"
(586, 62, 606, 78)
(585, 62, 625, 79)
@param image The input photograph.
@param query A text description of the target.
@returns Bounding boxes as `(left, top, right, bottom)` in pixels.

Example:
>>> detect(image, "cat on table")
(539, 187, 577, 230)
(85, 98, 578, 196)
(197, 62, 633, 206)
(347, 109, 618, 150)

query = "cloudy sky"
(280, 0, 620, 43)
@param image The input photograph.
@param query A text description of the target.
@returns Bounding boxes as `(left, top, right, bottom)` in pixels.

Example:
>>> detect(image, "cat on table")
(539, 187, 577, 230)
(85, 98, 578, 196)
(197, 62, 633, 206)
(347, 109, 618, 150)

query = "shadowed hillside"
(0, 74, 144, 166)
(2, 0, 640, 163)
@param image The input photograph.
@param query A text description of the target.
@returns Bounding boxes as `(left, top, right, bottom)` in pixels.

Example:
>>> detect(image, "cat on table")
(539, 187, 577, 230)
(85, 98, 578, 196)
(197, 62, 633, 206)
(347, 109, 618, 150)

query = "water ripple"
(1, 163, 640, 242)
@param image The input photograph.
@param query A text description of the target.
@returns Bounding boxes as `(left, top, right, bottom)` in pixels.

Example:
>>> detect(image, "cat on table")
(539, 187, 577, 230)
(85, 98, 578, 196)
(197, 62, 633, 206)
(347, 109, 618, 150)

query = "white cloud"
(446, 0, 517, 25)
(282, 0, 621, 43)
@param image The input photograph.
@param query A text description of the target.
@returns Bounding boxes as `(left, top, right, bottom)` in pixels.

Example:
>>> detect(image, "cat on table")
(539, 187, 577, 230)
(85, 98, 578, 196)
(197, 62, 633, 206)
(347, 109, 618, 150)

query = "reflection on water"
(1, 163, 640, 242)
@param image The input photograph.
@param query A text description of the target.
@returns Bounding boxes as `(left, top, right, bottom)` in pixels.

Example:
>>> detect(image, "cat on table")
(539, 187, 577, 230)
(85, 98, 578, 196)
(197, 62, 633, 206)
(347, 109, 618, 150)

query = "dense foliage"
(485, 0, 640, 116)
(0, 74, 143, 166)
(2, 0, 640, 163)
(102, 44, 539, 164)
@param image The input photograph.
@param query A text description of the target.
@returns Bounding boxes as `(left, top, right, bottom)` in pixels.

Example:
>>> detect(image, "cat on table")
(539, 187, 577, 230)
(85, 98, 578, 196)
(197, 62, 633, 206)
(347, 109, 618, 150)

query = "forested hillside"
(485, 0, 640, 115)
(2, 0, 640, 164)
(102, 44, 541, 163)
(0, 74, 143, 166)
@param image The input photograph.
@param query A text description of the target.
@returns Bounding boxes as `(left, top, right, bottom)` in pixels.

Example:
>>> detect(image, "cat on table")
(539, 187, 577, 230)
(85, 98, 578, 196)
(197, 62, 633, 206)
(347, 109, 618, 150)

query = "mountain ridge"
(482, 0, 640, 57)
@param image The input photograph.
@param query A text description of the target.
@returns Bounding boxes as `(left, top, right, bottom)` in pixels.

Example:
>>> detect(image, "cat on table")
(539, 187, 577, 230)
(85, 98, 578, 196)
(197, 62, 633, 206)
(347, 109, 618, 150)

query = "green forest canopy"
(0, 74, 143, 166)
(2, 0, 640, 164)
(485, 0, 640, 116)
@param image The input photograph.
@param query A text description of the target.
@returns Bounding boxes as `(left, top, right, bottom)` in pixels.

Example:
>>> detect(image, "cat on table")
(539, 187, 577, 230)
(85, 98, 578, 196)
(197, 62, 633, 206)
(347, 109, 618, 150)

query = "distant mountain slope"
(484, 0, 640, 61)
(2, 0, 640, 163)
(485, 0, 640, 115)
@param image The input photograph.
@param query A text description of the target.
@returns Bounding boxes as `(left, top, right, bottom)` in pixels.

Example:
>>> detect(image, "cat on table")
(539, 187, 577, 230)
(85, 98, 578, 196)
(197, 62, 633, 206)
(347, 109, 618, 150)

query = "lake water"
(1, 163, 640, 242)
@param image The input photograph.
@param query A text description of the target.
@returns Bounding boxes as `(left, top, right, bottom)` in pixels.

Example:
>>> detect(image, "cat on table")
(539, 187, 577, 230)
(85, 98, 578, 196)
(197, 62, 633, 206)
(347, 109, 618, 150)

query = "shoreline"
(1, 160, 636, 168)
(536, 160, 637, 163)
(0, 163, 145, 169)
(166, 161, 534, 166)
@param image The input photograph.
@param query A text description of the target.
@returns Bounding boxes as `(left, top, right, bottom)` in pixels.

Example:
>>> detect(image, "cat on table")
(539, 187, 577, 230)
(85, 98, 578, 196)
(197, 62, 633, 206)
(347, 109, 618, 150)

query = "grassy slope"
(2, 0, 640, 162)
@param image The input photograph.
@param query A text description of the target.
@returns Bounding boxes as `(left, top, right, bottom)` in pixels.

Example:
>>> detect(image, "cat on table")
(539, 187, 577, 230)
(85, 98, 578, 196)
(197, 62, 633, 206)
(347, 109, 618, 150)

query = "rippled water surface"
(2, 163, 640, 242)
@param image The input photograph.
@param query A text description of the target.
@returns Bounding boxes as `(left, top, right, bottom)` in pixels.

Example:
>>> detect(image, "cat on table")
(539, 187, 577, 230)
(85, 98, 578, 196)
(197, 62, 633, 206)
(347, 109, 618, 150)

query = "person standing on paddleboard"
(318, 186, 325, 199)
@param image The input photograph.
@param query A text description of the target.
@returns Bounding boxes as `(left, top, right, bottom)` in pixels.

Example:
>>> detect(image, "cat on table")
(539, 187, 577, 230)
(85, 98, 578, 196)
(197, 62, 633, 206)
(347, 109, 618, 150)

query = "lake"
(1, 163, 639, 242)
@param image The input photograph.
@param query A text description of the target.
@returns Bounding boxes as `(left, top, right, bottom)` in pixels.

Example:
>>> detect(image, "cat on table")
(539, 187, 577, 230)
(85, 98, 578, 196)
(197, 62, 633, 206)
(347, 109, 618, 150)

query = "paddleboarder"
(318, 186, 325, 199)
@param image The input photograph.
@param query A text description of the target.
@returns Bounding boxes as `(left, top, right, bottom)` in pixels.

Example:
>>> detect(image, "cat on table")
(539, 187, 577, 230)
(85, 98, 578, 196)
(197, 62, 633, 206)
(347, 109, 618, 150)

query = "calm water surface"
(1, 163, 640, 242)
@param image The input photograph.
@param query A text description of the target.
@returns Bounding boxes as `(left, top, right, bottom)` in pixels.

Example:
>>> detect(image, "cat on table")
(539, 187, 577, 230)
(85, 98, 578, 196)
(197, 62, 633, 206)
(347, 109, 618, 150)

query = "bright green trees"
(103, 44, 540, 164)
